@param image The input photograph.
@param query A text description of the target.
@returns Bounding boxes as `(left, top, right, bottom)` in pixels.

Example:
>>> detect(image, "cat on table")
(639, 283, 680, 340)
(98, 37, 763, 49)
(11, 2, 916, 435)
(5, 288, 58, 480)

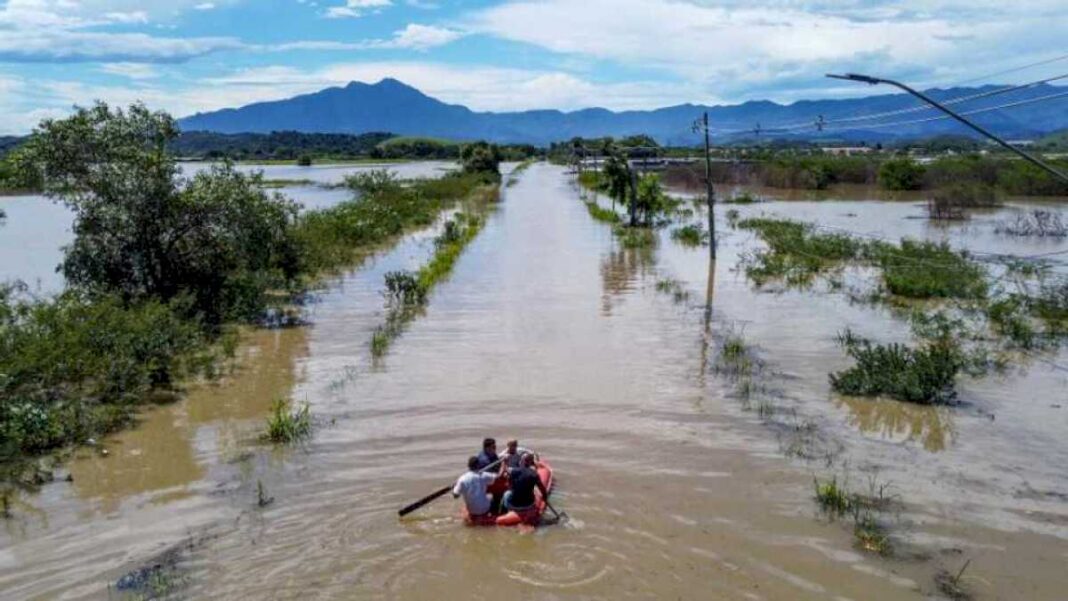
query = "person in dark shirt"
(474, 438, 499, 471)
(501, 453, 549, 511)
(475, 437, 505, 513)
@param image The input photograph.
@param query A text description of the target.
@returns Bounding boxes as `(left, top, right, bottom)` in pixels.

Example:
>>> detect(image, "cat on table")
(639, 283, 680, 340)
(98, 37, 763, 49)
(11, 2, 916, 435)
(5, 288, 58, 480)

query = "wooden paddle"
(398, 457, 504, 517)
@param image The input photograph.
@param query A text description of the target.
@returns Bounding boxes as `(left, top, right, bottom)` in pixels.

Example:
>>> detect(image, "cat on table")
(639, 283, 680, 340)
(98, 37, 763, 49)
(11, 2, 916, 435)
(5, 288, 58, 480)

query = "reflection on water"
(69, 327, 307, 512)
(599, 244, 656, 315)
(836, 394, 955, 452)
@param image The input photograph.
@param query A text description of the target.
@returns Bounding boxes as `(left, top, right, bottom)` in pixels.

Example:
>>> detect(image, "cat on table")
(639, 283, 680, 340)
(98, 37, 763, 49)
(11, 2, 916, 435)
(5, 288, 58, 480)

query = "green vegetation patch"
(830, 332, 964, 404)
(867, 240, 987, 300)
(671, 224, 707, 247)
(262, 398, 311, 443)
(0, 289, 221, 457)
(613, 226, 656, 249)
(738, 217, 862, 286)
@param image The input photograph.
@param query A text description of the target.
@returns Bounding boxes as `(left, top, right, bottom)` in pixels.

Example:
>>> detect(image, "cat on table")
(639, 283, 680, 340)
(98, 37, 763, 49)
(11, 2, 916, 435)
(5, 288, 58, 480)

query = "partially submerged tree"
(460, 141, 502, 177)
(22, 102, 304, 324)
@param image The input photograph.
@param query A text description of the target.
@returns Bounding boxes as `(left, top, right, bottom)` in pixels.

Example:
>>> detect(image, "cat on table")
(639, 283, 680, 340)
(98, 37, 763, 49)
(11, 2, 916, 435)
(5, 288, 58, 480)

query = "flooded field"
(1, 164, 1067, 599)
(0, 161, 456, 294)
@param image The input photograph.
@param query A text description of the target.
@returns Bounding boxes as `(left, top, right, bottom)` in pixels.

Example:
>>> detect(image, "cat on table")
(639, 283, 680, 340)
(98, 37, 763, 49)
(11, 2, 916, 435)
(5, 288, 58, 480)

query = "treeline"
(0, 103, 502, 466)
(547, 135, 662, 163)
(171, 130, 394, 161)
(170, 131, 539, 163)
(662, 154, 1068, 196)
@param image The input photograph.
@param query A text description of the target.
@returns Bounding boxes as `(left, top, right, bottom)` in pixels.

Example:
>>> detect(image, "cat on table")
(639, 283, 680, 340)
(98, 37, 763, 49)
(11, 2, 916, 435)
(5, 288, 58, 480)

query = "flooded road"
(1, 164, 1067, 599)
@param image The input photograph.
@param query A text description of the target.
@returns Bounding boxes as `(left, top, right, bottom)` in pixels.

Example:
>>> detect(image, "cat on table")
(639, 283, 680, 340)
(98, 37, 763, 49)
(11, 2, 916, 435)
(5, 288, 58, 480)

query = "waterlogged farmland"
(1, 163, 1067, 599)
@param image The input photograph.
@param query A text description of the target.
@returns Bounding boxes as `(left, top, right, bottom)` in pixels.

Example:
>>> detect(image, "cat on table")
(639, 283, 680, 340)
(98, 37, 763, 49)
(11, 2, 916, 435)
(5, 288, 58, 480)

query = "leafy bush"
(460, 141, 502, 176)
(0, 290, 211, 455)
(878, 158, 926, 191)
(830, 337, 963, 404)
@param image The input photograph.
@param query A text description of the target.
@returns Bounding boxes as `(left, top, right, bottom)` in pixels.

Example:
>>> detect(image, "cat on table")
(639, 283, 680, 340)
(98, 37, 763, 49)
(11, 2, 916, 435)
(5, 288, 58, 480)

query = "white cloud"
(98, 62, 159, 79)
(0, 30, 243, 63)
(0, 0, 243, 63)
(381, 24, 462, 50)
(193, 2, 216, 10)
(324, 0, 391, 19)
(467, 0, 1068, 100)
(265, 23, 463, 52)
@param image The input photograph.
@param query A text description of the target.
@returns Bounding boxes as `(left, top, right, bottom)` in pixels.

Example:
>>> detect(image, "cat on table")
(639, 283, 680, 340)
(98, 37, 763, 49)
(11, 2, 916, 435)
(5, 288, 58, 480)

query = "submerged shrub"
(738, 218, 861, 285)
(994, 210, 1068, 238)
(830, 336, 963, 404)
(671, 224, 707, 246)
(585, 201, 621, 224)
(384, 271, 427, 306)
(614, 226, 656, 249)
(0, 291, 209, 455)
(868, 240, 987, 300)
(927, 183, 999, 220)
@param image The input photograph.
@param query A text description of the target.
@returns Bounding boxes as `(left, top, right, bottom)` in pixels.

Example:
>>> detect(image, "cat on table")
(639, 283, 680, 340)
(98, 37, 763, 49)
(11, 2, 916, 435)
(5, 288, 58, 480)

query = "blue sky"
(0, 0, 1065, 134)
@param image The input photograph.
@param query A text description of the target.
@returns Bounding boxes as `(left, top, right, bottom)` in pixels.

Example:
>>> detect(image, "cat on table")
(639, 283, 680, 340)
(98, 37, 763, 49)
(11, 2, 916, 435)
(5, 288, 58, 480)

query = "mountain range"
(178, 78, 1068, 145)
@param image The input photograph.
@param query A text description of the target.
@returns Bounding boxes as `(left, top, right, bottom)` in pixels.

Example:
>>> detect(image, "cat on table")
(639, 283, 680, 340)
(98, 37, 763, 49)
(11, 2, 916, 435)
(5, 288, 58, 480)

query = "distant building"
(820, 146, 873, 156)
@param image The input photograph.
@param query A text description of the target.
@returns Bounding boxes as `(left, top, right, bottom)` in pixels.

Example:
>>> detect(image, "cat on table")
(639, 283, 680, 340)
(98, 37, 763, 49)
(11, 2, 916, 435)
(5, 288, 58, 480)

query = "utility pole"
(827, 72, 1068, 184)
(693, 112, 717, 260)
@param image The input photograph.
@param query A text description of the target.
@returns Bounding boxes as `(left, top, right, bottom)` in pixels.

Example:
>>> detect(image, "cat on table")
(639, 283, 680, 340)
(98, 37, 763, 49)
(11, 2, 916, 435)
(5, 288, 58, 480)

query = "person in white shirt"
(452, 456, 500, 517)
(501, 439, 536, 469)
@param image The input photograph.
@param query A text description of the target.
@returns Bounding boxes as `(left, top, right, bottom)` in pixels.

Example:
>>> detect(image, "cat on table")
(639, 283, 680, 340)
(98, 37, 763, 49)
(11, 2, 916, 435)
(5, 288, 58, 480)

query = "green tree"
(634, 173, 666, 225)
(878, 157, 926, 191)
(460, 141, 502, 177)
(23, 102, 304, 324)
(602, 150, 636, 224)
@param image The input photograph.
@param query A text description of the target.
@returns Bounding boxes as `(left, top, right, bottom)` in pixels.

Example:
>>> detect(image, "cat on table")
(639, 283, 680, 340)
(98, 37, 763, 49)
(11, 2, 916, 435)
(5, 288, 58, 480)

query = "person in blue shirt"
(474, 437, 499, 471)
(474, 437, 504, 513)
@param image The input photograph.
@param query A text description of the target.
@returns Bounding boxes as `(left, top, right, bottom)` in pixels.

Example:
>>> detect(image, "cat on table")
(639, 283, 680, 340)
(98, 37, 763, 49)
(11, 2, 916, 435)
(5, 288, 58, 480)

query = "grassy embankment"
(736, 217, 1067, 404)
(368, 173, 500, 358)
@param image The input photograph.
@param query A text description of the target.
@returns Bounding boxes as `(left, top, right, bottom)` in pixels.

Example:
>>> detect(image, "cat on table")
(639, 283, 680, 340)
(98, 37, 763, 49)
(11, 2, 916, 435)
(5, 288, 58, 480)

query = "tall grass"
(585, 200, 622, 224)
(263, 399, 311, 443)
(369, 207, 492, 359)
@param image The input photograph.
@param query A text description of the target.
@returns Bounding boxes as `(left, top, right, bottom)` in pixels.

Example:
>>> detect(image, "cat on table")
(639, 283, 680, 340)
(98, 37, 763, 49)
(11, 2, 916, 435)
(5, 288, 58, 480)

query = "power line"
(818, 89, 1068, 133)
(769, 72, 1068, 133)
(951, 52, 1068, 87)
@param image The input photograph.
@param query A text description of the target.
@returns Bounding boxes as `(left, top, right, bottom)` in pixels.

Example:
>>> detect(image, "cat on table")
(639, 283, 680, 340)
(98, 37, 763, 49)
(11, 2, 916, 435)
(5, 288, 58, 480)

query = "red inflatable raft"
(464, 460, 554, 527)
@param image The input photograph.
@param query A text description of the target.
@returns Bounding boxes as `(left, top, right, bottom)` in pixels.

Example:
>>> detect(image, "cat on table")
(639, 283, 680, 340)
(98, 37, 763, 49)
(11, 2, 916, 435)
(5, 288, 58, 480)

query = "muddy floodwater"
(1, 164, 1067, 599)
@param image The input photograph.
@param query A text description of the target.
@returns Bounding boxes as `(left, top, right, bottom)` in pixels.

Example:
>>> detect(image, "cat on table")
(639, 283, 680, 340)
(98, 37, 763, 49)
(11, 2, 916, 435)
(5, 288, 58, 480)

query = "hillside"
(179, 78, 1068, 145)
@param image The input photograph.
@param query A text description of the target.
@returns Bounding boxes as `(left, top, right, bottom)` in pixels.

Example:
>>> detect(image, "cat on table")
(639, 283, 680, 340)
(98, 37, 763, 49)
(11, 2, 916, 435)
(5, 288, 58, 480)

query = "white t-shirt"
(502, 447, 533, 468)
(452, 470, 498, 515)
